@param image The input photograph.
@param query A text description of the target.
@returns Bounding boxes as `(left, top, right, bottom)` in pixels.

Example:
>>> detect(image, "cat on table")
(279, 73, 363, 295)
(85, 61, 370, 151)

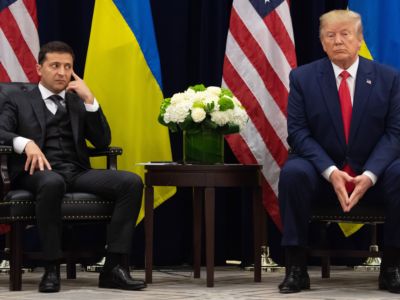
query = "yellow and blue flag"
(349, 0, 400, 70)
(84, 0, 175, 223)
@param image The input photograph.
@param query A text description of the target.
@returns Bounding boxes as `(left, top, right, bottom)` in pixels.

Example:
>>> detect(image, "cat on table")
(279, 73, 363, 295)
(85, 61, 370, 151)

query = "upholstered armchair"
(310, 200, 385, 277)
(0, 82, 121, 291)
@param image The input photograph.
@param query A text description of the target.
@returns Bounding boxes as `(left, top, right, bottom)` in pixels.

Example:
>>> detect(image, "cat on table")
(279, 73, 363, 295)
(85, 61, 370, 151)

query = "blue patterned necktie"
(48, 95, 66, 114)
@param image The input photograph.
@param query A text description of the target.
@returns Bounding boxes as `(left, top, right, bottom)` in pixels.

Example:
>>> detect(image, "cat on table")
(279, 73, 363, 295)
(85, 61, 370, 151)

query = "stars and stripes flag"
(222, 0, 296, 230)
(0, 0, 40, 83)
(0, 0, 39, 234)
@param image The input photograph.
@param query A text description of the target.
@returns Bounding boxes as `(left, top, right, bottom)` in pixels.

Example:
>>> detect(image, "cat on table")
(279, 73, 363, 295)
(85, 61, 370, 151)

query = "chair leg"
(319, 222, 331, 278)
(66, 260, 77, 279)
(321, 256, 331, 278)
(9, 223, 23, 291)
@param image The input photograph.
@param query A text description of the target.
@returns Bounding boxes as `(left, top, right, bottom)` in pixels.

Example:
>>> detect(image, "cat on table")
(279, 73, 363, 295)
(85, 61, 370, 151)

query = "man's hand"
(329, 169, 354, 212)
(347, 174, 373, 211)
(66, 71, 94, 104)
(24, 141, 52, 175)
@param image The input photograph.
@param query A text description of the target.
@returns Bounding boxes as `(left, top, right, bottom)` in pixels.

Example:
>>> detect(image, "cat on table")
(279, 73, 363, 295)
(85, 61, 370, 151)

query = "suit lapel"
(318, 58, 346, 146)
(349, 57, 374, 144)
(30, 87, 46, 135)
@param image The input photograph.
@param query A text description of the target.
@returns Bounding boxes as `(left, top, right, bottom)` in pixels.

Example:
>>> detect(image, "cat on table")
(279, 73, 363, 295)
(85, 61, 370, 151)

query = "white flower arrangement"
(159, 84, 248, 134)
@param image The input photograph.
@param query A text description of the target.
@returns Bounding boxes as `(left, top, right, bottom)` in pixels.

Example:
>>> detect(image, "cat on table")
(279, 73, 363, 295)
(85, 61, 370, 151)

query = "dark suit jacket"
(0, 85, 111, 179)
(286, 56, 400, 178)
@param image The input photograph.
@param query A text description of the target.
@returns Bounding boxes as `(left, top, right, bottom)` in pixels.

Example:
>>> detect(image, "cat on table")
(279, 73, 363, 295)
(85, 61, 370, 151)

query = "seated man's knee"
(279, 159, 317, 189)
(381, 159, 400, 194)
(119, 171, 143, 191)
(37, 172, 66, 194)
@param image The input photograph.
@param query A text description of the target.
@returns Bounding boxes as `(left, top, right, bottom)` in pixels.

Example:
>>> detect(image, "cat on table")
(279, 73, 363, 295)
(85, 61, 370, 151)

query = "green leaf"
(221, 88, 233, 98)
(159, 97, 171, 116)
(218, 96, 234, 111)
(189, 84, 206, 92)
(205, 101, 215, 113)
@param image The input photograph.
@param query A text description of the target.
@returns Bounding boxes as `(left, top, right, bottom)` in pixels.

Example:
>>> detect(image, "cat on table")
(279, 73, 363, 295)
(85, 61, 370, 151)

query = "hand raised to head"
(66, 70, 94, 104)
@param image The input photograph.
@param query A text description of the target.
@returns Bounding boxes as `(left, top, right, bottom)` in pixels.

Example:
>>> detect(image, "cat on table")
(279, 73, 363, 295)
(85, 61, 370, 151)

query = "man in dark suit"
(0, 41, 146, 292)
(278, 10, 400, 294)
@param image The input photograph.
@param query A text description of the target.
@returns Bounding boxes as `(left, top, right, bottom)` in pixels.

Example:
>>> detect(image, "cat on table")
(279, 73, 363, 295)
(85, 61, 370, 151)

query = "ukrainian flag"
(349, 0, 400, 70)
(84, 0, 175, 223)
(339, 1, 400, 237)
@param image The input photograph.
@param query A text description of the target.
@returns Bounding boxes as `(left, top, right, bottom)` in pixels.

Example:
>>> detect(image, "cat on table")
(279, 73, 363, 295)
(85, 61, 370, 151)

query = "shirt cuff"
(322, 165, 338, 181)
(13, 137, 32, 154)
(84, 98, 99, 112)
(363, 170, 377, 185)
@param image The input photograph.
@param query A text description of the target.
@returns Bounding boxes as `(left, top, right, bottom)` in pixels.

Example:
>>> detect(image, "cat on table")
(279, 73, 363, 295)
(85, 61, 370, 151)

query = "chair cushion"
(0, 190, 114, 222)
(311, 201, 385, 223)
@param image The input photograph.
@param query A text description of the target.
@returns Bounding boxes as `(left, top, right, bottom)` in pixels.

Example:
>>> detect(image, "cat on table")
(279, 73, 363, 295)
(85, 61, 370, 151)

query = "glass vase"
(183, 129, 224, 164)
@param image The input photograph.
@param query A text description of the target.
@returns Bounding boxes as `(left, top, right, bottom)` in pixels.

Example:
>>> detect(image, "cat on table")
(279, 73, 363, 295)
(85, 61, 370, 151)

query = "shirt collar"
(38, 83, 66, 100)
(331, 57, 359, 80)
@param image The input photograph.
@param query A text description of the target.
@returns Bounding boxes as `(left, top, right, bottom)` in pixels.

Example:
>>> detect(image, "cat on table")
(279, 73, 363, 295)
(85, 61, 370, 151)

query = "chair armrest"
(88, 146, 122, 157)
(0, 145, 12, 197)
(0, 145, 13, 155)
(88, 146, 123, 170)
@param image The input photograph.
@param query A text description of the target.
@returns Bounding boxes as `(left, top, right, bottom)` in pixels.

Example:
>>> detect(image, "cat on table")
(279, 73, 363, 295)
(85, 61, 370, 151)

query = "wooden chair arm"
(0, 145, 12, 197)
(88, 146, 123, 170)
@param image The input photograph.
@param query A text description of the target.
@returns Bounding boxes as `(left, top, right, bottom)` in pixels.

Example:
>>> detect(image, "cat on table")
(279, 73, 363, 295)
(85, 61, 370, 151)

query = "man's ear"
(36, 63, 42, 77)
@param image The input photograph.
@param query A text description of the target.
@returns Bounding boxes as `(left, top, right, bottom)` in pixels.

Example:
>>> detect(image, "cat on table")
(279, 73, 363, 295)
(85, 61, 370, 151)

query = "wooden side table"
(144, 164, 263, 287)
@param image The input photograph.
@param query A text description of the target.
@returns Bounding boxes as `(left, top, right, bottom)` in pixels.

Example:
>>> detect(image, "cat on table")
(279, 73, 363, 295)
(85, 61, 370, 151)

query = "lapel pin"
(366, 79, 372, 85)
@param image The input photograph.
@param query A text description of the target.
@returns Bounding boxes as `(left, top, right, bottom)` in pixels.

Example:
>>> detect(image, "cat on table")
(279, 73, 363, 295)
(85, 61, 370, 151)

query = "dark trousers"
(278, 157, 400, 248)
(13, 169, 143, 260)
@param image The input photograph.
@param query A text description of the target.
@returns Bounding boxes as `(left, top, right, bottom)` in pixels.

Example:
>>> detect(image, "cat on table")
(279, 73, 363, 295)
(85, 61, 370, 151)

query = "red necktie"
(338, 70, 355, 192)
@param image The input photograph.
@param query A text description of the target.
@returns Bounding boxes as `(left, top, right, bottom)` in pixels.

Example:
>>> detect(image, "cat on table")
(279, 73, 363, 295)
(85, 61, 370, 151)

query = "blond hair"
(319, 9, 363, 39)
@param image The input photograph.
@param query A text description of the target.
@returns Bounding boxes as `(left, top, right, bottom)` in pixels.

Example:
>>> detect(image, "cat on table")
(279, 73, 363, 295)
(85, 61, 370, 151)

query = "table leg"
(204, 187, 215, 287)
(145, 186, 154, 284)
(193, 187, 203, 278)
(253, 186, 262, 282)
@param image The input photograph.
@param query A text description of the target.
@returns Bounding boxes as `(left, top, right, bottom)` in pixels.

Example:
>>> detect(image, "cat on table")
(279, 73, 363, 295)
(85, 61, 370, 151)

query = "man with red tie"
(278, 10, 400, 293)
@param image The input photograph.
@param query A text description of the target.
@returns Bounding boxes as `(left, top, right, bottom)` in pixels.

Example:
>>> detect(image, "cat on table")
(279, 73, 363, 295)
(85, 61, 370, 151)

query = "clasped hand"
(24, 141, 52, 175)
(330, 169, 373, 212)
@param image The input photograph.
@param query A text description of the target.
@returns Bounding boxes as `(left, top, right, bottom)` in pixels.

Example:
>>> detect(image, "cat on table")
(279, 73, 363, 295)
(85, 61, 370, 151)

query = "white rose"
(210, 110, 231, 126)
(164, 101, 191, 123)
(191, 107, 206, 123)
(171, 92, 186, 104)
(206, 86, 221, 96)
(232, 106, 248, 130)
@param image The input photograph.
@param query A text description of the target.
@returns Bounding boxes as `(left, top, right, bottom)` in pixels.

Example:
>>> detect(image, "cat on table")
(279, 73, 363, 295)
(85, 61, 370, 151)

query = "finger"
(38, 156, 44, 171)
(43, 157, 52, 170)
(66, 81, 77, 90)
(24, 156, 32, 171)
(71, 70, 81, 81)
(348, 190, 362, 211)
(29, 157, 37, 175)
(337, 190, 349, 212)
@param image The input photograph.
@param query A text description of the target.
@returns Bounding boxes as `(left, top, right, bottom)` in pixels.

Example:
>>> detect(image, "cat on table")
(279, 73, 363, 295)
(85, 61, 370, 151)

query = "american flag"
(0, 0, 39, 83)
(222, 0, 296, 230)
(0, 0, 39, 234)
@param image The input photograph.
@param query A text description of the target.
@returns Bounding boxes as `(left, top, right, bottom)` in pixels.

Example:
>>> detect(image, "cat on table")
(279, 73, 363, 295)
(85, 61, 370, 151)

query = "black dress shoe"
(99, 265, 147, 290)
(38, 265, 60, 293)
(379, 267, 400, 293)
(279, 266, 310, 293)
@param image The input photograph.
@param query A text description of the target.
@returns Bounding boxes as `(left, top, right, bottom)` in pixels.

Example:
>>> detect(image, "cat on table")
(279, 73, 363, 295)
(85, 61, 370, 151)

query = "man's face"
(36, 52, 73, 93)
(320, 20, 362, 69)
